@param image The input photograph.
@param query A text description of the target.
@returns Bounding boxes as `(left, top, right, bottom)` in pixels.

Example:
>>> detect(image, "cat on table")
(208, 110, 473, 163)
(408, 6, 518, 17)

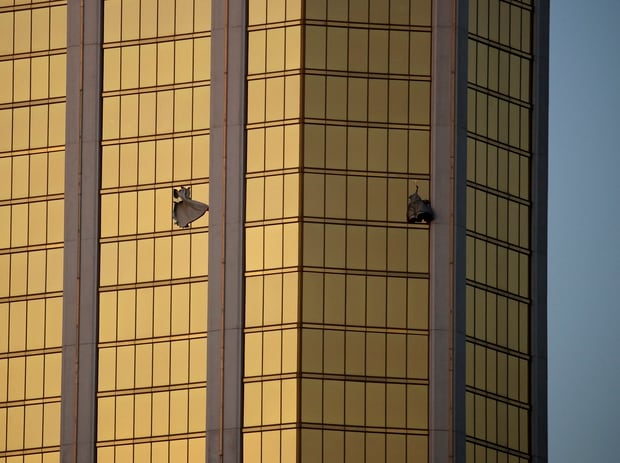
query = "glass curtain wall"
(96, 0, 211, 461)
(465, 0, 534, 461)
(243, 1, 433, 461)
(243, 0, 302, 461)
(0, 2, 67, 462)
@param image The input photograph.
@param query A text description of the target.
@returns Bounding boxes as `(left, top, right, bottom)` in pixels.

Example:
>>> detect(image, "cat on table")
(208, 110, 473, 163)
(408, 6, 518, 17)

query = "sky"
(548, 1, 620, 461)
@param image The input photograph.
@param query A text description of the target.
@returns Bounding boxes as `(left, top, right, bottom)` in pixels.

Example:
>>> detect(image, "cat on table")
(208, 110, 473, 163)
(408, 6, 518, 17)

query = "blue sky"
(548, 1, 620, 461)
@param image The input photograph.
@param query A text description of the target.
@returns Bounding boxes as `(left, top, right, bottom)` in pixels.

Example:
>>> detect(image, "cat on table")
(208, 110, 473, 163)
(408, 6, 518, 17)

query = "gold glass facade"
(1, 0, 547, 460)
(96, 0, 210, 460)
(466, 0, 534, 461)
(244, 0, 432, 461)
(0, 1, 66, 461)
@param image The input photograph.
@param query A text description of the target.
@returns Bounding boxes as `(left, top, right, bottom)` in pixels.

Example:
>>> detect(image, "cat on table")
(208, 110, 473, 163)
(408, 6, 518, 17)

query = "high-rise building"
(0, 0, 548, 462)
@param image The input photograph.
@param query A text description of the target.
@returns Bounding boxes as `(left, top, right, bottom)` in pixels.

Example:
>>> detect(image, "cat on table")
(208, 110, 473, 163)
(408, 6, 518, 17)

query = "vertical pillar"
(429, 0, 455, 460)
(531, 1, 550, 462)
(60, 0, 102, 462)
(207, 0, 247, 461)
(430, 0, 467, 461)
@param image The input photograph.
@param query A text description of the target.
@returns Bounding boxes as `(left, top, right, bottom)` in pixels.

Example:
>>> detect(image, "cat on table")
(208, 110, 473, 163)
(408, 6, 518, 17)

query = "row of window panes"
(248, 26, 301, 74)
(469, 0, 532, 53)
(248, 124, 430, 174)
(246, 174, 299, 221)
(301, 379, 427, 428)
(247, 124, 299, 171)
(468, 39, 531, 102)
(467, 138, 530, 200)
(245, 223, 429, 273)
(0, 353, 61, 401)
(466, 343, 529, 403)
(0, 401, 60, 452)
(0, 249, 63, 297)
(98, 339, 206, 391)
(103, 0, 210, 44)
(245, 272, 298, 326)
(99, 233, 208, 286)
(304, 75, 430, 125)
(305, 27, 430, 76)
(0, 7, 66, 55)
(246, 273, 427, 329)
(301, 328, 427, 378)
(466, 286, 529, 353)
(244, 223, 298, 271)
(101, 137, 209, 188)
(301, 224, 429, 273)
(466, 187, 529, 249)
(0, 200, 63, 247)
(304, 174, 429, 221)
(97, 389, 205, 440)
(97, 438, 205, 463)
(101, 87, 210, 140)
(243, 378, 427, 430)
(466, 391, 529, 453)
(247, 173, 433, 223)
(0, 298, 62, 353)
(244, 429, 428, 463)
(0, 152, 64, 201)
(466, 236, 529, 298)
(0, 55, 65, 104)
(300, 272, 428, 329)
(467, 89, 530, 151)
(247, 75, 300, 123)
(99, 283, 207, 342)
(100, 186, 209, 237)
(0, 104, 65, 152)
(248, 0, 302, 25)
(303, 124, 429, 173)
(304, 0, 431, 26)
(244, 328, 298, 377)
(103, 39, 210, 92)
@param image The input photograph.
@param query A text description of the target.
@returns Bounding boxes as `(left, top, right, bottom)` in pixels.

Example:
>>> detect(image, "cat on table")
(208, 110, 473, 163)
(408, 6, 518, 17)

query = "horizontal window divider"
(467, 83, 533, 108)
(465, 336, 531, 360)
(0, 346, 63, 361)
(100, 178, 209, 195)
(95, 431, 206, 448)
(302, 69, 431, 82)
(465, 436, 530, 460)
(0, 395, 62, 410)
(97, 333, 207, 350)
(0, 96, 67, 111)
(98, 276, 208, 293)
(467, 33, 533, 59)
(304, 20, 431, 33)
(465, 281, 530, 304)
(102, 31, 211, 49)
(101, 129, 210, 146)
(298, 423, 429, 435)
(300, 266, 429, 280)
(299, 324, 428, 336)
(102, 80, 210, 97)
(0, 145, 65, 159)
(465, 231, 531, 255)
(466, 133, 532, 158)
(0, 291, 63, 305)
(302, 118, 429, 131)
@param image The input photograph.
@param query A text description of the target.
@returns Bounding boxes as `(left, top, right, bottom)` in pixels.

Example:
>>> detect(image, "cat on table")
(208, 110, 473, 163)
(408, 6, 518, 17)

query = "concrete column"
(207, 0, 247, 461)
(60, 0, 103, 462)
(430, 1, 468, 461)
(430, 1, 458, 461)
